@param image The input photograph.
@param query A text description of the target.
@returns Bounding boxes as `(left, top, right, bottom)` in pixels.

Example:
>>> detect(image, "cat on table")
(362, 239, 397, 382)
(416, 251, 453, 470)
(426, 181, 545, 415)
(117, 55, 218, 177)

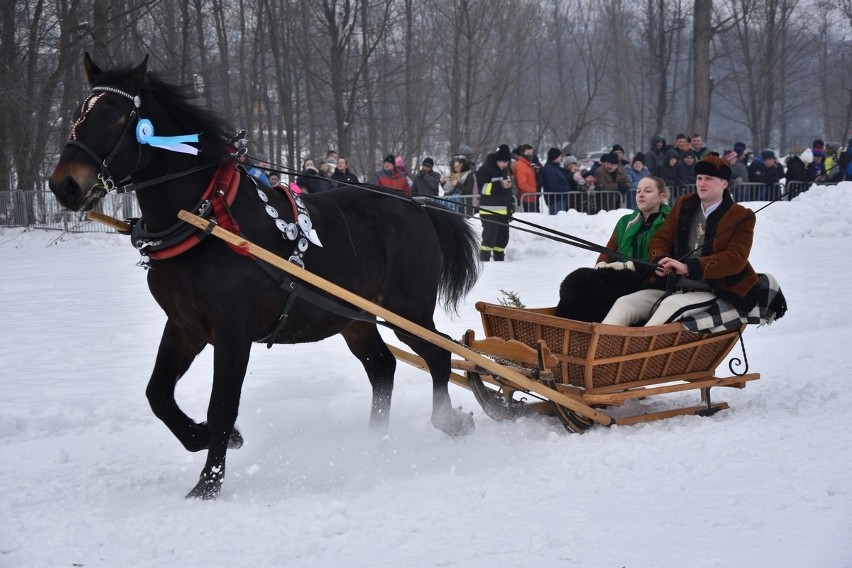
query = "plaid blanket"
(679, 273, 788, 333)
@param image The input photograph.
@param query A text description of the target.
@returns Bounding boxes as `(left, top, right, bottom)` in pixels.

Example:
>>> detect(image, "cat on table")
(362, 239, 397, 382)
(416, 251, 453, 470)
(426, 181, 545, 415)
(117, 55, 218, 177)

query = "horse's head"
(49, 53, 149, 211)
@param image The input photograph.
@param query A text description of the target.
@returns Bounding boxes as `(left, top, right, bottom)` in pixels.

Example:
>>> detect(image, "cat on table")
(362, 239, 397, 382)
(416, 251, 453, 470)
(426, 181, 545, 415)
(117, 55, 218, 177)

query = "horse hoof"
(228, 427, 244, 449)
(185, 475, 223, 500)
(432, 407, 475, 437)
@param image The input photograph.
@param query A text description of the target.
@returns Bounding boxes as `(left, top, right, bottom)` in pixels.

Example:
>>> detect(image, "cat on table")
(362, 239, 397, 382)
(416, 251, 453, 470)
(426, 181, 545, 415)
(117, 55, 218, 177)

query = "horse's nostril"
(49, 175, 83, 210)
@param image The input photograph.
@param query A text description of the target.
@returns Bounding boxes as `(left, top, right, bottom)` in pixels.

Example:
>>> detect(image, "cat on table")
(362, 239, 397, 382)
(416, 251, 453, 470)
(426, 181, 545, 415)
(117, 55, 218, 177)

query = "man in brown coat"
(602, 155, 760, 326)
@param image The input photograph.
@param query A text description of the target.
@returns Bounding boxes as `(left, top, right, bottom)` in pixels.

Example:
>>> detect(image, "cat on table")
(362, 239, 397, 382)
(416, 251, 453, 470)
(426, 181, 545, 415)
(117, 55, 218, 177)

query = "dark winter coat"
(475, 158, 513, 211)
(654, 149, 681, 188)
(331, 169, 359, 184)
(784, 155, 808, 183)
(540, 161, 572, 194)
(748, 158, 782, 187)
(412, 170, 443, 197)
(644, 135, 668, 175)
(647, 191, 760, 312)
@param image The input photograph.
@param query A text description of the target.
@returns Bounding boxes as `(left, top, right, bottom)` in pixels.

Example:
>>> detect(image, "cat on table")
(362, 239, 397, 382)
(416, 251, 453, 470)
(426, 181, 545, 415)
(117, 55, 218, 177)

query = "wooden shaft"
(87, 211, 132, 233)
(177, 209, 614, 426)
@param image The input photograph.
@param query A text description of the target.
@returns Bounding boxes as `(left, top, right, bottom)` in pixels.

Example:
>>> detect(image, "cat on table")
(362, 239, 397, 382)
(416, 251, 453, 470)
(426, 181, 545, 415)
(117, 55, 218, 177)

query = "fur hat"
(422, 157, 434, 167)
(494, 144, 512, 162)
(383, 154, 396, 165)
(601, 152, 619, 164)
(694, 155, 732, 181)
(547, 147, 562, 162)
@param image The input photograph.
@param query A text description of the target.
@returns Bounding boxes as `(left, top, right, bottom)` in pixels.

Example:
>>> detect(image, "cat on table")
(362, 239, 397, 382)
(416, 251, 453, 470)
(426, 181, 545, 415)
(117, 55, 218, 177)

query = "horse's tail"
(424, 206, 481, 313)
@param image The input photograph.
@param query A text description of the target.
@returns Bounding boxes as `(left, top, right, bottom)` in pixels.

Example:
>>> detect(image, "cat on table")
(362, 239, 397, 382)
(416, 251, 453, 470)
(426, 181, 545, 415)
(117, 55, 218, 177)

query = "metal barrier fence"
(517, 191, 624, 215)
(0, 189, 140, 232)
(0, 180, 830, 232)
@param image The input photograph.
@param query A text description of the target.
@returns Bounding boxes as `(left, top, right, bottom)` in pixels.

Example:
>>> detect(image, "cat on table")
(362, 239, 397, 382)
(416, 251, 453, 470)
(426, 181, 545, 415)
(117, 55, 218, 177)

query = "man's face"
(683, 156, 695, 168)
(764, 157, 776, 167)
(695, 174, 727, 205)
(523, 149, 533, 160)
(690, 136, 703, 150)
(383, 161, 394, 172)
(337, 158, 347, 170)
(496, 160, 509, 169)
(604, 161, 617, 172)
(677, 138, 690, 151)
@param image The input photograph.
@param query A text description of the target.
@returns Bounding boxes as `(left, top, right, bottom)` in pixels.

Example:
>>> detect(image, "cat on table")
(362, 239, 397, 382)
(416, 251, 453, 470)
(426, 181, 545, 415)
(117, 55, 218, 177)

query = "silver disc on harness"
(265, 205, 279, 218)
(284, 223, 299, 240)
(298, 237, 309, 252)
(297, 213, 312, 233)
(275, 219, 289, 232)
(256, 189, 269, 202)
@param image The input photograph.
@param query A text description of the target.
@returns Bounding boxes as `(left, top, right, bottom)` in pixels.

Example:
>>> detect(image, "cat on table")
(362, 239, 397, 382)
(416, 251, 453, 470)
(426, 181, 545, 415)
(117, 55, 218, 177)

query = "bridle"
(65, 85, 216, 198)
(66, 85, 144, 193)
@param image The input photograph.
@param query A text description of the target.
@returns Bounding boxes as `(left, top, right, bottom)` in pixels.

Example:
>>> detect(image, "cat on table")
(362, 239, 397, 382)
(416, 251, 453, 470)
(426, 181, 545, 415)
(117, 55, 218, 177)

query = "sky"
(1, 183, 851, 567)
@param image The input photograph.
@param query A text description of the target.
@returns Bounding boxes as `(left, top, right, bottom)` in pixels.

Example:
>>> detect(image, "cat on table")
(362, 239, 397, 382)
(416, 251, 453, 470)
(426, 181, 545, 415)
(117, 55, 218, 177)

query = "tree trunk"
(691, 0, 712, 138)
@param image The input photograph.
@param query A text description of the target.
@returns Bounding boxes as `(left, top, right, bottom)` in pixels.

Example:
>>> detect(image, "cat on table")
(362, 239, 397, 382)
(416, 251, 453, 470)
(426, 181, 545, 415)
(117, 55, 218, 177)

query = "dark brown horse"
(48, 54, 480, 499)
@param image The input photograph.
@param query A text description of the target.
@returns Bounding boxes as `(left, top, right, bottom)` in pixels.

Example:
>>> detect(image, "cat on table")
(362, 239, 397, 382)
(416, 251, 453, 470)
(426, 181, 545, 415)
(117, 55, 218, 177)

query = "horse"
(48, 54, 480, 499)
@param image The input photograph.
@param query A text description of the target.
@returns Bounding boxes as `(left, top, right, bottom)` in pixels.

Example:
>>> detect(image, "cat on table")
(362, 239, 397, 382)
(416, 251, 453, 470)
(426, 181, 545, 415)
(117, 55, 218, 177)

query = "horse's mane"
(144, 74, 234, 159)
(94, 66, 234, 160)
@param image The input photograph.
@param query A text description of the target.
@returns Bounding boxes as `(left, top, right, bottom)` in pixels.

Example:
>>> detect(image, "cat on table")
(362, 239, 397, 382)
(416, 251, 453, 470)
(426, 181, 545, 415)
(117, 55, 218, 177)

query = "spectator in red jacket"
(513, 144, 539, 212)
(370, 154, 410, 196)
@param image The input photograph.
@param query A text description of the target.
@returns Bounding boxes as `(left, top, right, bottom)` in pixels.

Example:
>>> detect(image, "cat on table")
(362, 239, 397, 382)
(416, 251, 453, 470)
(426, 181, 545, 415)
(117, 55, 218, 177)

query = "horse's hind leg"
(400, 333, 474, 436)
(146, 319, 244, 454)
(341, 321, 396, 431)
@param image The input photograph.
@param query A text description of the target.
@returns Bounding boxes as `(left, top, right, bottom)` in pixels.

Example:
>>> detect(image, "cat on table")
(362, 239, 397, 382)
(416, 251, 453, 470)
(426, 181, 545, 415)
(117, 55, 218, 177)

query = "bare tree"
(692, 0, 713, 138)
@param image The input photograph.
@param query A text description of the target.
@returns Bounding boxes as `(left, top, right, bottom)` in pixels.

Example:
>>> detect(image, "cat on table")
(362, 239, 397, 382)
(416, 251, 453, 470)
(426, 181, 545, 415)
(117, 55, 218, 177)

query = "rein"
(256, 156, 659, 270)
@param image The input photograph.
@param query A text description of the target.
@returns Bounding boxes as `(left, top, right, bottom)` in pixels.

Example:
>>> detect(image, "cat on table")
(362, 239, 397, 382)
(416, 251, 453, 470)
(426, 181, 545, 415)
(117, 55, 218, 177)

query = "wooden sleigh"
(168, 210, 759, 433)
(454, 302, 760, 431)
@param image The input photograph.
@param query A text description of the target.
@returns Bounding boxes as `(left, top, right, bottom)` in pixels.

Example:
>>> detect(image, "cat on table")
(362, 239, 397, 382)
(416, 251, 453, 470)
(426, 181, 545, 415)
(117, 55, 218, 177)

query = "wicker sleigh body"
(467, 301, 760, 429)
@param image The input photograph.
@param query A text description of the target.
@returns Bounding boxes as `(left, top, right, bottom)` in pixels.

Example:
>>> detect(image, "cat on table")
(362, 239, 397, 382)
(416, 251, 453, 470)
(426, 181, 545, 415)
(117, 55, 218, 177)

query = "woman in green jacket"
(596, 175, 670, 265)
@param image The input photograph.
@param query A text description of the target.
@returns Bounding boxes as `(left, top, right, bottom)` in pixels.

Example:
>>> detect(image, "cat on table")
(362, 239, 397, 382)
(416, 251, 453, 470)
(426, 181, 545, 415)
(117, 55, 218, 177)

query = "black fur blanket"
(555, 265, 652, 322)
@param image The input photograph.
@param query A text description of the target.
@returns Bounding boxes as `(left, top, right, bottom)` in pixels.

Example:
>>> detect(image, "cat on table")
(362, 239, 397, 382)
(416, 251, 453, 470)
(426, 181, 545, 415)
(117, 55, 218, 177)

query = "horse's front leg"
(146, 319, 216, 452)
(185, 337, 252, 500)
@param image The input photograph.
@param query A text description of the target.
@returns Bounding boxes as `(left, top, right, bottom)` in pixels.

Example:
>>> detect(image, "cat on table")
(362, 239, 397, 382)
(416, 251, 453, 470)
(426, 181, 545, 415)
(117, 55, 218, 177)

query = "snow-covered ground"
(1, 184, 851, 567)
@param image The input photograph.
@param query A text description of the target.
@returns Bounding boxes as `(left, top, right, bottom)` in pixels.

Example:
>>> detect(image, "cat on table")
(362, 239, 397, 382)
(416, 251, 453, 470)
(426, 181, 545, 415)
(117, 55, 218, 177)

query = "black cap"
(494, 144, 511, 162)
(422, 157, 434, 167)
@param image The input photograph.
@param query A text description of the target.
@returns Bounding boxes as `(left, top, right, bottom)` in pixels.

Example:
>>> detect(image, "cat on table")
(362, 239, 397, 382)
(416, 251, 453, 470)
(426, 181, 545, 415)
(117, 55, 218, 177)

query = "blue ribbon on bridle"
(136, 118, 200, 155)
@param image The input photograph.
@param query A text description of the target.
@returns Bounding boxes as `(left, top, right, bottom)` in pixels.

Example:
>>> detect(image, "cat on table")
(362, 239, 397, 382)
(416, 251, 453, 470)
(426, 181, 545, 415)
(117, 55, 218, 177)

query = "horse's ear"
(130, 54, 150, 85)
(83, 52, 101, 85)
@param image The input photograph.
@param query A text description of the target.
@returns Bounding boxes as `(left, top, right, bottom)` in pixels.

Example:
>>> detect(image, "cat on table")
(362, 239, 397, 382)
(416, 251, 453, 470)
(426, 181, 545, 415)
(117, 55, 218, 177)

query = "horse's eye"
(106, 113, 125, 125)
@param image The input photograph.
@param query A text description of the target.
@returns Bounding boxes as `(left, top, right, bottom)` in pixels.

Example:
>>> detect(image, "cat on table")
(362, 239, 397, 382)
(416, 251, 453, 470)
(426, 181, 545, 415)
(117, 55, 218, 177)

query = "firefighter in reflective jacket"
(475, 144, 514, 261)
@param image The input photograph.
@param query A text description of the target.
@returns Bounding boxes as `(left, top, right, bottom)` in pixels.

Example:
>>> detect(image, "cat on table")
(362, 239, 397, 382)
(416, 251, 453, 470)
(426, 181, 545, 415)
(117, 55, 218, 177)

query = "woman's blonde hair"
(643, 175, 669, 200)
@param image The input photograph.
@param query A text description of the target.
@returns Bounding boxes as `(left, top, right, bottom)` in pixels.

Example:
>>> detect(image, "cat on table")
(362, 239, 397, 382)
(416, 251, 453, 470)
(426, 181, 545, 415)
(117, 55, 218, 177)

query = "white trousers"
(602, 289, 718, 326)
